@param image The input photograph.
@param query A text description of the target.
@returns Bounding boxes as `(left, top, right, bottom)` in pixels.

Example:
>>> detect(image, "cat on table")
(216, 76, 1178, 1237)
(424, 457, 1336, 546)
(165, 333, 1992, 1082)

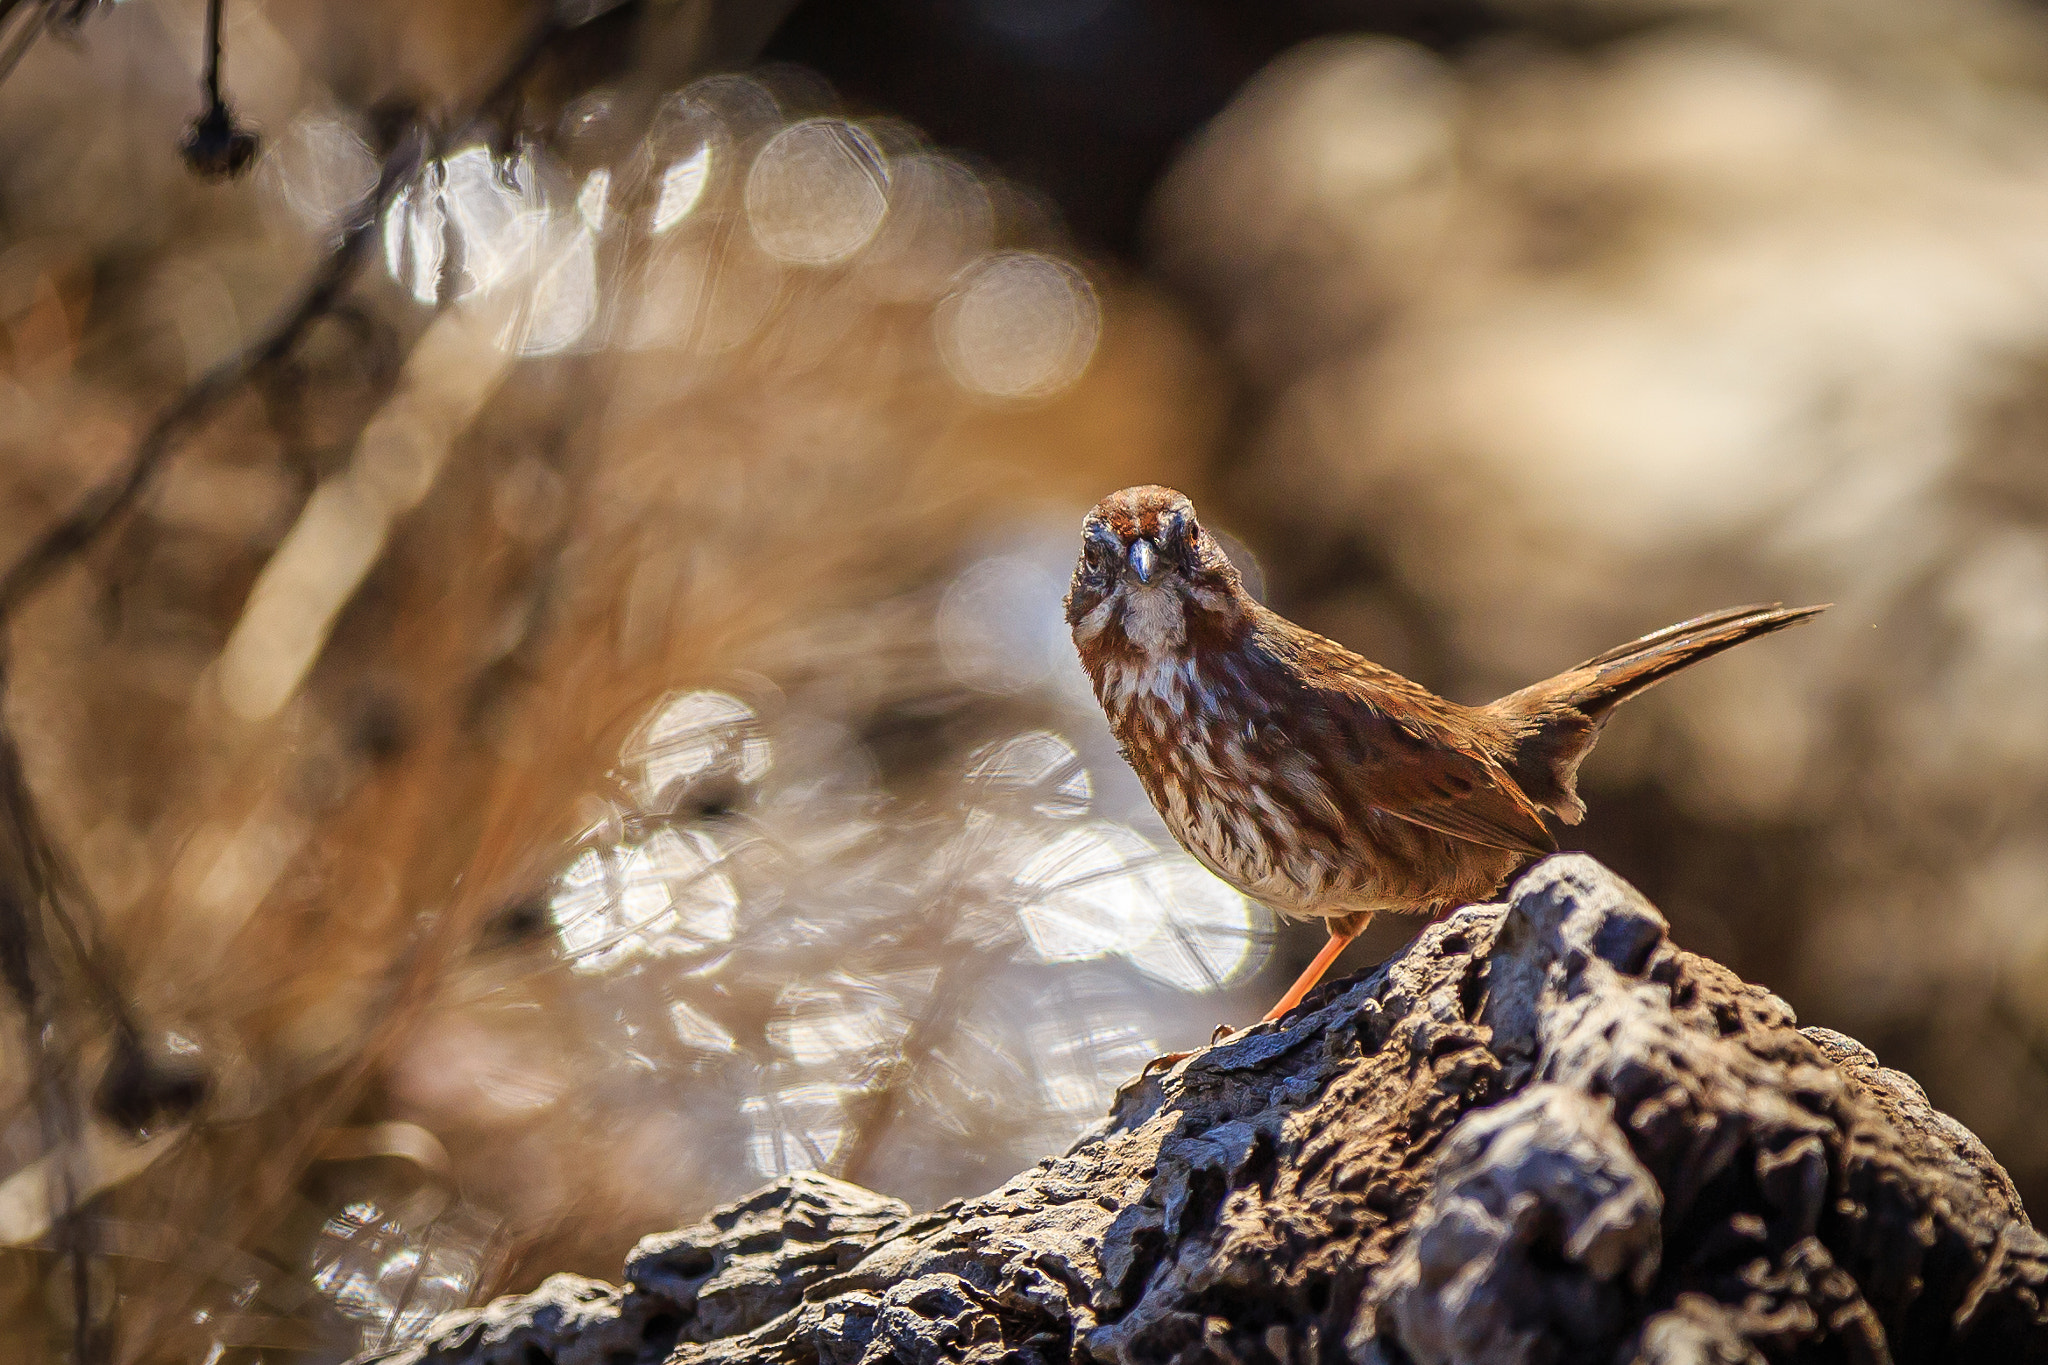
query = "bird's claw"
(1134, 1025, 1244, 1080)
(1139, 1049, 1195, 1076)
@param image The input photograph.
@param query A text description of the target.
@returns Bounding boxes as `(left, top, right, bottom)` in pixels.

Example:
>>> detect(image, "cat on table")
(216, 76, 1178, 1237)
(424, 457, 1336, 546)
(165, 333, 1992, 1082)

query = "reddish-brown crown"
(1087, 485, 1195, 544)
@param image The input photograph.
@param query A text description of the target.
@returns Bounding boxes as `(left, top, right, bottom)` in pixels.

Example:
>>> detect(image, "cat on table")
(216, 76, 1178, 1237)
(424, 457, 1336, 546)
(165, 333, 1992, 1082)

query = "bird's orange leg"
(1130, 913, 1374, 1081)
(1261, 912, 1372, 1023)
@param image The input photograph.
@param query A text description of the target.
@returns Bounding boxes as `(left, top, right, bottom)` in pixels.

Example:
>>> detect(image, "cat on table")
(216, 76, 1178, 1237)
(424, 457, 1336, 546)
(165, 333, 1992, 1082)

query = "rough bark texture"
(361, 855, 2048, 1365)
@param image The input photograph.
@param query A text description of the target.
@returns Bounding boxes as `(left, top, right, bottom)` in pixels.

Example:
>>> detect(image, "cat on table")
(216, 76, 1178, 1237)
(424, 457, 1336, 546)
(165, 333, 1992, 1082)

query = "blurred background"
(0, 0, 2043, 1359)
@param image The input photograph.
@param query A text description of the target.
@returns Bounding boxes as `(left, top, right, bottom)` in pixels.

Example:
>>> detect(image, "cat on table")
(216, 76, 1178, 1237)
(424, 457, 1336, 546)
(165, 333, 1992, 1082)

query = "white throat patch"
(1121, 586, 1186, 656)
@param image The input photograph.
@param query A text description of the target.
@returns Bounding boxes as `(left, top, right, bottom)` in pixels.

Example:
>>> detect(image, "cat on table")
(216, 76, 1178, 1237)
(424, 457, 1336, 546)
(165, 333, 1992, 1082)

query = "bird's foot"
(1135, 1023, 1246, 1077)
(1112, 1049, 1194, 1106)
(1139, 1049, 1195, 1076)
(1132, 1024, 1244, 1079)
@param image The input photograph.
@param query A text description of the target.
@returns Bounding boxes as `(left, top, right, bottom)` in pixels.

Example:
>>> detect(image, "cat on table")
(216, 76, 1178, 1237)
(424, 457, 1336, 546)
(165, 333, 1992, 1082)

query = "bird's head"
(1065, 485, 1249, 659)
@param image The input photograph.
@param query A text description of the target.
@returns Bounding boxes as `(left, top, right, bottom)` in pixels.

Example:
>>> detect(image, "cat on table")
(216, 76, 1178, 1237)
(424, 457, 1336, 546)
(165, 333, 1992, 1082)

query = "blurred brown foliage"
(1, 0, 2046, 1361)
(0, 1, 1260, 1360)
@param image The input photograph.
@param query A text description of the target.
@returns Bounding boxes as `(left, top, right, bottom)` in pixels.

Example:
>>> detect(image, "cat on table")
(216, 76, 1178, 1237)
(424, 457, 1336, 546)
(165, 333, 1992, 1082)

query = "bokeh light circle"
(938, 251, 1101, 400)
(745, 119, 890, 266)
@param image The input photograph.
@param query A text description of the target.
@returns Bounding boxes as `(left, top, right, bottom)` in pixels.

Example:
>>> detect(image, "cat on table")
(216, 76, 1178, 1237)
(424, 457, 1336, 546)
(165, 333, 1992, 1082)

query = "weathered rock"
(359, 856, 2048, 1365)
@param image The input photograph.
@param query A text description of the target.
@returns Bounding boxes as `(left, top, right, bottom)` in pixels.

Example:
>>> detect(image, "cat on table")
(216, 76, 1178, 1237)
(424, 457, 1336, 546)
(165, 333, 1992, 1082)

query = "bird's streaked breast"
(1102, 646, 1366, 918)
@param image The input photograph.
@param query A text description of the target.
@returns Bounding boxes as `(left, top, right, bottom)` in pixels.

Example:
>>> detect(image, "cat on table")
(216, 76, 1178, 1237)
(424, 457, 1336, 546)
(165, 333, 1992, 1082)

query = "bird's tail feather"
(1546, 602, 1828, 719)
(1489, 602, 1828, 823)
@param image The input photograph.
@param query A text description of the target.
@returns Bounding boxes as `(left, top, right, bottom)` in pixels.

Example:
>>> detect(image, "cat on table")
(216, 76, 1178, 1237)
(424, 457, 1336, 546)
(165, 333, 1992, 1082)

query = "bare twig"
(200, 0, 222, 110)
(0, 0, 572, 1076)
(0, 10, 567, 622)
(0, 1, 106, 91)
(0, 6, 572, 1357)
(0, 683, 104, 1358)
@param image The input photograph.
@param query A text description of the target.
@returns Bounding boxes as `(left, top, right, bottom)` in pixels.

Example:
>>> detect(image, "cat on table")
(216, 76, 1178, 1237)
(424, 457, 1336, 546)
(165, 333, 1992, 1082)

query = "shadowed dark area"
(763, 0, 1505, 255)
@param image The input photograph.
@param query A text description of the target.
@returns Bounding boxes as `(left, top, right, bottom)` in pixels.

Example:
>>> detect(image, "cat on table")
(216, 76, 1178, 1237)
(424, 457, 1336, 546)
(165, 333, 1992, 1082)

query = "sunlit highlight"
(577, 167, 611, 232)
(264, 113, 378, 238)
(966, 731, 1092, 818)
(1015, 821, 1260, 990)
(742, 1083, 852, 1176)
(628, 690, 772, 811)
(550, 829, 739, 973)
(652, 145, 712, 233)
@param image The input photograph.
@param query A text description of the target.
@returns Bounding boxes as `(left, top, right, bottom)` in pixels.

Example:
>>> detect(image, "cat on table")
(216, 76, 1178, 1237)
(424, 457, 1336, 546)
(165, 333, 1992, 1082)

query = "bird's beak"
(1127, 537, 1159, 585)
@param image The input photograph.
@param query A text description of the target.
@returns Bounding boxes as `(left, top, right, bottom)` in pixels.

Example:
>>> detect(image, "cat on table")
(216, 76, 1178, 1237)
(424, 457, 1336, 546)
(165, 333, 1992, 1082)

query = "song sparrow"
(1066, 485, 1826, 1026)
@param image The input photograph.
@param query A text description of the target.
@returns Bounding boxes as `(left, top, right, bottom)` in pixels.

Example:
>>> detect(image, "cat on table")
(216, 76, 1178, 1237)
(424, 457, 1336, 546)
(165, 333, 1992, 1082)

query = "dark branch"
(0, 1, 107, 91)
(0, 6, 571, 622)
(0, 7, 591, 1356)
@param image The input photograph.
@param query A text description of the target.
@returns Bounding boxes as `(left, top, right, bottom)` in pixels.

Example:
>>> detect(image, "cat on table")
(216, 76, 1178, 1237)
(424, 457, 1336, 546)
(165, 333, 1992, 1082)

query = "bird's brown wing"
(1340, 711, 1558, 857)
(1289, 639, 1558, 860)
